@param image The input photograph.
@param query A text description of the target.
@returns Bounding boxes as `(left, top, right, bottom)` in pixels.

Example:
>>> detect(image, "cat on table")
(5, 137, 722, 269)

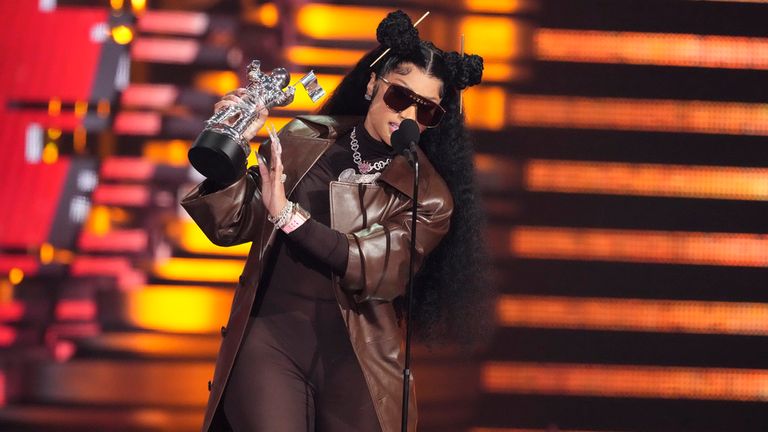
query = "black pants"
(222, 308, 381, 432)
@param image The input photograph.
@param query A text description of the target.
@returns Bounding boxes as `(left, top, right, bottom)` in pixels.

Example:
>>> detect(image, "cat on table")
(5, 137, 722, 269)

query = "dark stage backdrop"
(1, 1, 767, 431)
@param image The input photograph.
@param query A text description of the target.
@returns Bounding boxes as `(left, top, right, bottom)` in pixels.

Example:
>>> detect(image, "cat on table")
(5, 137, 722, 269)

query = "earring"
(364, 93, 372, 101)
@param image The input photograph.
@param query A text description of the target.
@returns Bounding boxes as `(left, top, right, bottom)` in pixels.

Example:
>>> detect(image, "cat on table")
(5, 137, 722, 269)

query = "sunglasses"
(378, 77, 445, 128)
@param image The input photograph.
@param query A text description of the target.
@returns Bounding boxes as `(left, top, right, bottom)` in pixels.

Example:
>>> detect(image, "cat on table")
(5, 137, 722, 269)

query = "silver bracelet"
(267, 201, 294, 229)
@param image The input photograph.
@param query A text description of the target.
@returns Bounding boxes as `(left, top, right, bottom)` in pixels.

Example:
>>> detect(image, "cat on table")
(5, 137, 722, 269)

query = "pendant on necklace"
(359, 161, 372, 174)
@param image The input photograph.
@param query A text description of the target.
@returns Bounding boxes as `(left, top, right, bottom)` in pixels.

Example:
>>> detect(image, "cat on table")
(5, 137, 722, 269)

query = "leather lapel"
(377, 146, 433, 203)
(274, 115, 360, 195)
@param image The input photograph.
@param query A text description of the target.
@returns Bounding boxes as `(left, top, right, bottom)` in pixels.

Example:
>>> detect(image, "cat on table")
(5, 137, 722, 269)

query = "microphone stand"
(401, 146, 419, 432)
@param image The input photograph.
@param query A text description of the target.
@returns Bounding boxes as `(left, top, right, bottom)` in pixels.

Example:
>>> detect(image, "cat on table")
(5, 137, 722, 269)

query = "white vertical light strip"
(69, 196, 91, 223)
(38, 0, 56, 12)
(90, 22, 109, 43)
(115, 53, 131, 90)
(25, 123, 44, 163)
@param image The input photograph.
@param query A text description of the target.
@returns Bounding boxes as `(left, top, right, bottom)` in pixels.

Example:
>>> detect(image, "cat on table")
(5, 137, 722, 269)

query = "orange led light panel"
(483, 362, 768, 401)
(509, 95, 768, 135)
(537, 29, 768, 70)
(526, 160, 768, 201)
(511, 226, 768, 267)
(296, 5, 389, 41)
(497, 295, 768, 335)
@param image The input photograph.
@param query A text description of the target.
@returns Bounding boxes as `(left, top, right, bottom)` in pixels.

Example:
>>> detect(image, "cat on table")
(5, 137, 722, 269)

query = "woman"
(182, 10, 491, 432)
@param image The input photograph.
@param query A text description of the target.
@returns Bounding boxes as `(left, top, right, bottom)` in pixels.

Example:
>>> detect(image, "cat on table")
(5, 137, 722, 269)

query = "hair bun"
(376, 10, 421, 57)
(445, 52, 484, 90)
(461, 54, 484, 88)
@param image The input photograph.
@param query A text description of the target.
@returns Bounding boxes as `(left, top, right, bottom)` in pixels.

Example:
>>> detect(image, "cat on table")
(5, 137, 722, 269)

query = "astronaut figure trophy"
(188, 60, 325, 184)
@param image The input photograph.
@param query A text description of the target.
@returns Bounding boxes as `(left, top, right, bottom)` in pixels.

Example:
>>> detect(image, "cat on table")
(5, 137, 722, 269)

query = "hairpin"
(460, 33, 465, 114)
(369, 11, 430, 68)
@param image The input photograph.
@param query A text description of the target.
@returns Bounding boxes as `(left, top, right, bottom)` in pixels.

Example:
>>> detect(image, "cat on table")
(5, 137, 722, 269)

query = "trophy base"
(188, 129, 248, 185)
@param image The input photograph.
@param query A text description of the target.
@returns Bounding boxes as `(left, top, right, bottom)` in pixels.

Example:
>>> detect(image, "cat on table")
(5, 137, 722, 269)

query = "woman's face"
(363, 62, 443, 146)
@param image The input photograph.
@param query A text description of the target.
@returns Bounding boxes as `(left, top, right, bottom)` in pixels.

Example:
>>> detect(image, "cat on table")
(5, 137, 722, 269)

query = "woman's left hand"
(257, 124, 288, 219)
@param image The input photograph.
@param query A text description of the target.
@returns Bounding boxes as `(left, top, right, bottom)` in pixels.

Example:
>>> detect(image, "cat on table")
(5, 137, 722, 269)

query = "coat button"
(238, 275, 246, 285)
(207, 380, 212, 392)
(220, 326, 228, 337)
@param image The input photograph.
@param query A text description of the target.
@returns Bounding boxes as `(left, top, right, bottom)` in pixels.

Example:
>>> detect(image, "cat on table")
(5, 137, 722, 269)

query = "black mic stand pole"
(401, 147, 419, 432)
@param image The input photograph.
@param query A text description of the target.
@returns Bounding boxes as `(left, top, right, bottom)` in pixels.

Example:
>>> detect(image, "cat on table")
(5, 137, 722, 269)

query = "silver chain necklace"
(350, 127, 391, 174)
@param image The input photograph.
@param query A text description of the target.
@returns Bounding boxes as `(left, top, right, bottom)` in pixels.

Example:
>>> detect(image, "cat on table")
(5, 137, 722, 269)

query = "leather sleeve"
(180, 167, 265, 247)
(341, 177, 453, 302)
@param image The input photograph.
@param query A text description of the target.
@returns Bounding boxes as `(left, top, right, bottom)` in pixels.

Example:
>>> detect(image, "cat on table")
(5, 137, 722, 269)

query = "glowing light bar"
(91, 332, 221, 357)
(498, 295, 768, 336)
(169, 220, 250, 257)
(460, 16, 521, 61)
(121, 84, 179, 109)
(296, 5, 389, 40)
(79, 229, 148, 252)
(131, 37, 200, 64)
(463, 86, 506, 130)
(137, 10, 209, 36)
(0, 302, 24, 322)
(125, 285, 233, 333)
(525, 160, 768, 201)
(0, 255, 38, 274)
(510, 226, 768, 267)
(537, 28, 768, 70)
(193, 71, 239, 96)
(464, 0, 529, 13)
(286, 46, 366, 68)
(152, 257, 243, 283)
(143, 140, 191, 166)
(113, 112, 162, 136)
(481, 62, 521, 82)
(71, 257, 131, 275)
(71, 257, 145, 291)
(244, 3, 279, 28)
(483, 362, 768, 401)
(101, 157, 155, 180)
(56, 299, 97, 321)
(509, 95, 768, 135)
(92, 184, 150, 207)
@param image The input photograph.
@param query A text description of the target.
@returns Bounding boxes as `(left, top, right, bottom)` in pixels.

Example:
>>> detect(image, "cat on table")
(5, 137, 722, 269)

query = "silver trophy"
(188, 60, 326, 184)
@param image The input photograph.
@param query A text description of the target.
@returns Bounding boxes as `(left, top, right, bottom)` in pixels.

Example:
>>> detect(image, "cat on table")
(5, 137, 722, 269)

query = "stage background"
(1, 0, 767, 431)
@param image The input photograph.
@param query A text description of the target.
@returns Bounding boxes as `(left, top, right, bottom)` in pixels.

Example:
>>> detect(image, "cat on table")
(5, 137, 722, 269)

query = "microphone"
(391, 119, 420, 163)
(391, 119, 421, 432)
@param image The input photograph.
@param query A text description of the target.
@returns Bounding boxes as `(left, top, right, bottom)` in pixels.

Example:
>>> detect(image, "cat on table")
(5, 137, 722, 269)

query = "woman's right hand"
(214, 88, 269, 142)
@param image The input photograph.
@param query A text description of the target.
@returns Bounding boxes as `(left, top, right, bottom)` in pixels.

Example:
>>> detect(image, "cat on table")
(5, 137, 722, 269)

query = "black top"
(253, 123, 394, 316)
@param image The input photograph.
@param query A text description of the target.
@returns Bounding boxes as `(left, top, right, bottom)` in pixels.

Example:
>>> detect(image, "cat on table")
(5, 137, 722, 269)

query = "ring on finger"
(280, 174, 286, 183)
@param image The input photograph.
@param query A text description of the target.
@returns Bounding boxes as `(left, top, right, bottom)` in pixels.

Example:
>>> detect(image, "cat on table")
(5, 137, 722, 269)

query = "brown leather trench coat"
(181, 115, 453, 432)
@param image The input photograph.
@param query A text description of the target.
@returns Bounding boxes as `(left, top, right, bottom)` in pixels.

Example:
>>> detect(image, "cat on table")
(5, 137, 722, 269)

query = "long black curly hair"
(319, 11, 495, 346)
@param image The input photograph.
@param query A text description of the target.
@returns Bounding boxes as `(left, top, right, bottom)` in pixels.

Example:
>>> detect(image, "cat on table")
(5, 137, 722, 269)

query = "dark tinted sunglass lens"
(383, 85, 413, 111)
(383, 83, 444, 127)
(418, 104, 444, 127)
